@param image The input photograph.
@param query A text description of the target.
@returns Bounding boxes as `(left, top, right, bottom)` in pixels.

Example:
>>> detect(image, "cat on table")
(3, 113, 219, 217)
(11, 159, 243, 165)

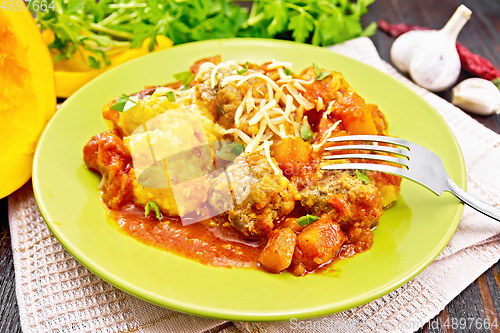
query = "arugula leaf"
(300, 125, 313, 141)
(111, 94, 137, 112)
(297, 214, 320, 227)
(356, 170, 370, 184)
(145, 201, 162, 221)
(173, 71, 194, 87)
(165, 91, 176, 102)
(237, 61, 249, 75)
(313, 63, 332, 81)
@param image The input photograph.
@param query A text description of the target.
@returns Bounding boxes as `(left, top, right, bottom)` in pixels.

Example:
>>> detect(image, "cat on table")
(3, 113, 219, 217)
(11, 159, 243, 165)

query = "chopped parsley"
(173, 71, 194, 87)
(216, 142, 244, 161)
(165, 91, 176, 102)
(111, 94, 137, 112)
(237, 61, 249, 75)
(313, 63, 332, 81)
(145, 201, 162, 221)
(300, 124, 313, 141)
(297, 214, 320, 227)
(356, 170, 370, 184)
(284, 68, 292, 76)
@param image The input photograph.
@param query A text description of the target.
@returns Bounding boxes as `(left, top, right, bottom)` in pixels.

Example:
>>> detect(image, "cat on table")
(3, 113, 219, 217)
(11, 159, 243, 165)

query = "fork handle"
(447, 179, 500, 222)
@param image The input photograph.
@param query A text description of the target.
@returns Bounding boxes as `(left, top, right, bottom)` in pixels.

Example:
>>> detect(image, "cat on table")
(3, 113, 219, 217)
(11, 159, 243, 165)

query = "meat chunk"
(295, 214, 345, 270)
(208, 152, 299, 238)
(299, 171, 382, 229)
(258, 228, 297, 273)
(83, 131, 134, 209)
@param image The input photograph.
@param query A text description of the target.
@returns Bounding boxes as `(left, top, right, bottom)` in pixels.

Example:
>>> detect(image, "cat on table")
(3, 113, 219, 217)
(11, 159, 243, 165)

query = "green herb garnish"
(356, 170, 370, 184)
(297, 214, 320, 227)
(300, 124, 313, 141)
(88, 56, 101, 69)
(216, 142, 245, 161)
(145, 201, 162, 221)
(237, 61, 249, 75)
(32, 0, 375, 69)
(313, 63, 332, 81)
(111, 94, 137, 112)
(284, 68, 292, 76)
(173, 71, 194, 87)
(165, 91, 176, 102)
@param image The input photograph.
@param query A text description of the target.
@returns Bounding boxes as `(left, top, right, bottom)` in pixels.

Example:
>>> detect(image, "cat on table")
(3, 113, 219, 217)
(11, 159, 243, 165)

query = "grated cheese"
(234, 93, 247, 128)
(284, 84, 315, 110)
(224, 128, 252, 144)
(292, 81, 306, 92)
(263, 140, 281, 175)
(267, 59, 293, 70)
(248, 99, 277, 126)
(245, 120, 266, 153)
(312, 120, 342, 151)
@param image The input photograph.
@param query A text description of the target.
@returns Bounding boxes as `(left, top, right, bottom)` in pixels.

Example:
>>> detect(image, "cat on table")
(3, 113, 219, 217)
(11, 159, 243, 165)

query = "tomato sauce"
(108, 204, 265, 268)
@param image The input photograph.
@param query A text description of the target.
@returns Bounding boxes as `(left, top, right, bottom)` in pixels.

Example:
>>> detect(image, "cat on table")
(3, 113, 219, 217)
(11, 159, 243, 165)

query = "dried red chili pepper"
(378, 20, 500, 81)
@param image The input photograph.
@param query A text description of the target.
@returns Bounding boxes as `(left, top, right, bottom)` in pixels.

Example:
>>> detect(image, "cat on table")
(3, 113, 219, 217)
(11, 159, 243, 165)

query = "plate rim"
(33, 37, 466, 321)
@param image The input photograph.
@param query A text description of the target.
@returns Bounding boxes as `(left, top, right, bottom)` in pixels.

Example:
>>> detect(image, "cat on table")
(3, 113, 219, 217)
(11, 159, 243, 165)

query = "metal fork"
(321, 135, 500, 222)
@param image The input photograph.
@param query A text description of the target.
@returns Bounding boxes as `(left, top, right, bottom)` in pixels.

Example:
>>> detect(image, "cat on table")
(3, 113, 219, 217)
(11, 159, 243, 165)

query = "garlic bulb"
(451, 78, 500, 115)
(390, 5, 472, 92)
(390, 30, 430, 73)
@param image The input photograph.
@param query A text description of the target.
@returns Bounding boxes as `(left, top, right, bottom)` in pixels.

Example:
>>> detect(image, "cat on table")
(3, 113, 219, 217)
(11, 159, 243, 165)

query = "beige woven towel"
(8, 37, 500, 333)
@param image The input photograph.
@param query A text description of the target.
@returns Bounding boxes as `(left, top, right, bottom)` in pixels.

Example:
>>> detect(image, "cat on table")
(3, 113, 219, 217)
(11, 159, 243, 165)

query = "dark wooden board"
(2, 0, 500, 332)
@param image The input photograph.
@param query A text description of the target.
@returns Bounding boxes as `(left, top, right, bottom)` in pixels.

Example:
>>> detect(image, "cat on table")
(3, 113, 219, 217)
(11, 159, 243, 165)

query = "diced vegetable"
(258, 228, 297, 273)
(296, 215, 345, 269)
(271, 137, 312, 176)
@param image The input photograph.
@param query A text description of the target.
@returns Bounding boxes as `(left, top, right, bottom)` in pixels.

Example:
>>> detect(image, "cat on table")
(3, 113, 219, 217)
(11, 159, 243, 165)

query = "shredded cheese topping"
(188, 60, 342, 158)
(312, 120, 342, 151)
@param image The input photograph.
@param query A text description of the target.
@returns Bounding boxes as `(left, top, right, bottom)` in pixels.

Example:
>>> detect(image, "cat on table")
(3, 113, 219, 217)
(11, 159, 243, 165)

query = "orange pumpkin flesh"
(0, 6, 56, 198)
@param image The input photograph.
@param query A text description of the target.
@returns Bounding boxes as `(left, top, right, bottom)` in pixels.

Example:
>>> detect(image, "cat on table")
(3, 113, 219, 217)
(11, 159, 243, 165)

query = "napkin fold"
(8, 37, 500, 333)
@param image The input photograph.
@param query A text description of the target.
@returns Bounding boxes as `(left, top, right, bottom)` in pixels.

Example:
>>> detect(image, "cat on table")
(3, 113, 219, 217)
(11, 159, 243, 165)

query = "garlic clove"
(390, 30, 430, 73)
(409, 42, 462, 92)
(451, 78, 500, 116)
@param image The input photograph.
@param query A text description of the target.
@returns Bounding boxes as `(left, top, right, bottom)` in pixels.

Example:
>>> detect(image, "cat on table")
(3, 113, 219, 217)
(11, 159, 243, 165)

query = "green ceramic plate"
(33, 39, 466, 321)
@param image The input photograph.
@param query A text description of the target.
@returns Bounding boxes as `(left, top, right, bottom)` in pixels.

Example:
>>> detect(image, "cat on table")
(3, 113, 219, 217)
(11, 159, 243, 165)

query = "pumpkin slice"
(0, 5, 56, 198)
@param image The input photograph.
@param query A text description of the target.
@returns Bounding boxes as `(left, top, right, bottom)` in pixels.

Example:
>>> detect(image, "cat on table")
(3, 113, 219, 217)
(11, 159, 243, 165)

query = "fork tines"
(321, 135, 410, 174)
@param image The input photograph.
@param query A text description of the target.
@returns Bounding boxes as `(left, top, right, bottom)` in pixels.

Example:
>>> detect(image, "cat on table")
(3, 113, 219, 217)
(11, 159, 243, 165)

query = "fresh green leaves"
(249, 0, 376, 46)
(288, 10, 314, 43)
(33, 0, 376, 68)
(165, 91, 176, 102)
(237, 62, 249, 75)
(173, 71, 194, 87)
(145, 201, 162, 221)
(297, 214, 320, 227)
(313, 63, 332, 81)
(216, 142, 244, 161)
(356, 170, 370, 184)
(300, 124, 313, 141)
(111, 94, 137, 112)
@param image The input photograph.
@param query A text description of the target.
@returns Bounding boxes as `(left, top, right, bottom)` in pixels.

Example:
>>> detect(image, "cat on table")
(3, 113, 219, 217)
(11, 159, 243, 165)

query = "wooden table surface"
(1, 0, 500, 332)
